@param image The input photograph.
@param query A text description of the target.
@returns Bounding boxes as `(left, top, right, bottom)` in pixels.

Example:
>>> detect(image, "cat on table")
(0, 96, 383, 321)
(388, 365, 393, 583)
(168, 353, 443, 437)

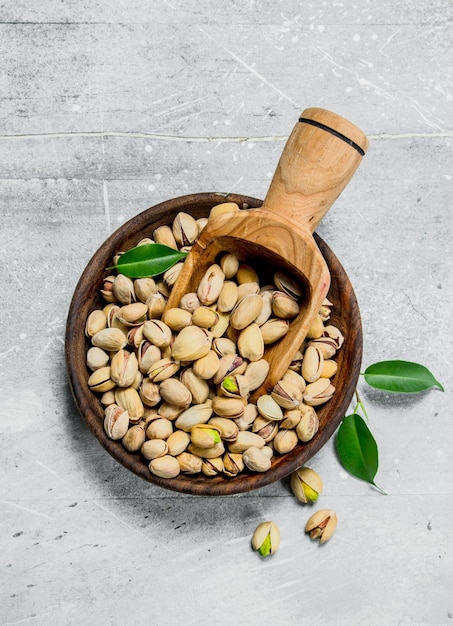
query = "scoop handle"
(263, 107, 368, 233)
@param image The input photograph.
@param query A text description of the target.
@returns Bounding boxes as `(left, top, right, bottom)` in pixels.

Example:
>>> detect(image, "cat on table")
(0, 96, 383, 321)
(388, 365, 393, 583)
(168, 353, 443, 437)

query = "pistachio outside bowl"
(65, 192, 362, 496)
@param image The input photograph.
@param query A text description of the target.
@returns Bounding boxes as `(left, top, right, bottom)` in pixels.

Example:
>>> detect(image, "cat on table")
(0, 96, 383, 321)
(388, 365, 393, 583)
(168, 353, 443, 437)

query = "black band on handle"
(298, 117, 365, 156)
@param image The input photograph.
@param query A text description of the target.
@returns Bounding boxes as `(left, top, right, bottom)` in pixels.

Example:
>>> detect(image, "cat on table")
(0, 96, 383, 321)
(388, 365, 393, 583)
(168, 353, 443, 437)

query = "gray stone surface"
(1, 1, 452, 624)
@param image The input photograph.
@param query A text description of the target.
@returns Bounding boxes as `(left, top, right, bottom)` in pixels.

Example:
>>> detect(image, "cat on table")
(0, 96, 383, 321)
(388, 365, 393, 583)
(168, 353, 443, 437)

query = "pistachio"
(145, 418, 173, 440)
(162, 307, 192, 331)
(321, 359, 338, 378)
(296, 406, 319, 442)
(290, 467, 323, 503)
(213, 354, 247, 385)
(188, 441, 225, 459)
(122, 423, 146, 452)
(191, 306, 219, 329)
(212, 396, 247, 419)
(301, 345, 324, 383)
(256, 395, 283, 421)
(324, 325, 344, 349)
(259, 318, 290, 344)
(91, 327, 127, 352)
(306, 337, 337, 359)
(86, 346, 109, 371)
(237, 323, 264, 362)
(254, 291, 273, 326)
(209, 202, 240, 218)
(171, 326, 212, 361)
(138, 341, 161, 374)
(219, 252, 240, 278)
(180, 368, 210, 404)
(252, 416, 278, 442)
(116, 302, 148, 327)
(179, 292, 201, 313)
(85, 309, 107, 337)
(208, 416, 239, 442)
(172, 211, 199, 246)
(251, 521, 280, 557)
(319, 298, 332, 321)
(305, 509, 337, 544)
(115, 387, 145, 421)
(100, 275, 116, 303)
(197, 264, 225, 305)
(100, 389, 116, 406)
(274, 270, 303, 299)
(235, 403, 258, 431)
(158, 402, 185, 421)
(217, 281, 239, 313)
(110, 349, 139, 388)
(166, 430, 191, 456)
(228, 431, 265, 453)
(237, 281, 260, 299)
(212, 337, 237, 357)
(127, 324, 145, 348)
(146, 292, 167, 319)
(159, 378, 192, 408)
(306, 314, 325, 339)
(222, 452, 244, 477)
(153, 224, 178, 249)
(201, 456, 224, 476)
(193, 350, 220, 380)
(141, 439, 168, 460)
(191, 424, 222, 449)
(230, 294, 263, 330)
(219, 374, 250, 400)
(112, 274, 135, 304)
(243, 359, 270, 392)
(149, 455, 181, 479)
(174, 401, 213, 432)
(163, 262, 184, 288)
(139, 378, 161, 407)
(271, 379, 303, 410)
(280, 408, 302, 429)
(176, 451, 202, 474)
(88, 367, 116, 393)
(272, 291, 299, 319)
(243, 446, 272, 472)
(143, 319, 172, 348)
(236, 263, 259, 285)
(134, 277, 158, 303)
(148, 357, 180, 382)
(104, 404, 129, 440)
(273, 429, 298, 454)
(304, 378, 335, 406)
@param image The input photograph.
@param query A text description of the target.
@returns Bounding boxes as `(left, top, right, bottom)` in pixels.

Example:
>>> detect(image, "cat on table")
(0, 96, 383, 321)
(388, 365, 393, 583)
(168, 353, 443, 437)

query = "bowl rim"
(65, 192, 362, 495)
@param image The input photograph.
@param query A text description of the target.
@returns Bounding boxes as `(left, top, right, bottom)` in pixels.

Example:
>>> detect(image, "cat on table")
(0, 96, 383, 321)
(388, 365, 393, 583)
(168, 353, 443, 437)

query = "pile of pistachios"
(85, 202, 344, 480)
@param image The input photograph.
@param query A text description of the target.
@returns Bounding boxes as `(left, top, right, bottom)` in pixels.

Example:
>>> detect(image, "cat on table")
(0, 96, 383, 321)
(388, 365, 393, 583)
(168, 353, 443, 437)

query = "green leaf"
(363, 360, 444, 393)
(110, 243, 187, 278)
(336, 413, 382, 489)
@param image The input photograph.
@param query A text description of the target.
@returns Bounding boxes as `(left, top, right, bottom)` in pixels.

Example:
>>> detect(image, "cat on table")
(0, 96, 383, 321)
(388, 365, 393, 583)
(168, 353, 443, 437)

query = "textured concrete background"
(1, 1, 452, 624)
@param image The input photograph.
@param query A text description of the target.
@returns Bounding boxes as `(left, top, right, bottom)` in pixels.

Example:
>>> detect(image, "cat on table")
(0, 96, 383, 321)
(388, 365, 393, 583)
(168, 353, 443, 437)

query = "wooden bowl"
(65, 192, 362, 495)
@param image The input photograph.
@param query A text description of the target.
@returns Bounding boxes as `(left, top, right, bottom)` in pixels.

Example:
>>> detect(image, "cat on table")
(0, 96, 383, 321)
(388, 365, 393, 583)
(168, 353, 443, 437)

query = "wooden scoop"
(165, 107, 368, 396)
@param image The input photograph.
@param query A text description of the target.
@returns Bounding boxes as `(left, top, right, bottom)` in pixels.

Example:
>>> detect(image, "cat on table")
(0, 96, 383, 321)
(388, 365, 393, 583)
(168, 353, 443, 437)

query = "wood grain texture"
(65, 192, 362, 495)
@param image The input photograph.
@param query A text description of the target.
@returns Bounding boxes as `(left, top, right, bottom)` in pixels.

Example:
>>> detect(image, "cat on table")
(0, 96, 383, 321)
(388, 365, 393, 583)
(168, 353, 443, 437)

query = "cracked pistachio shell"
(149, 455, 181, 479)
(228, 431, 265, 454)
(172, 211, 199, 246)
(176, 451, 203, 474)
(251, 521, 280, 557)
(210, 311, 231, 338)
(254, 291, 273, 326)
(272, 291, 300, 319)
(85, 309, 107, 337)
(304, 378, 335, 406)
(88, 367, 115, 393)
(139, 378, 161, 407)
(260, 318, 290, 344)
(280, 408, 302, 429)
(188, 440, 225, 459)
(92, 327, 127, 352)
(201, 456, 224, 476)
(191, 306, 219, 329)
(237, 282, 260, 300)
(305, 509, 337, 544)
(162, 307, 192, 331)
(230, 294, 263, 330)
(306, 337, 337, 359)
(273, 429, 298, 454)
(243, 359, 270, 392)
(179, 292, 201, 313)
(122, 423, 146, 452)
(324, 325, 344, 349)
(296, 406, 319, 442)
(164, 262, 184, 289)
(212, 337, 237, 357)
(180, 368, 210, 405)
(147, 357, 180, 383)
(219, 374, 250, 400)
(290, 467, 323, 503)
(138, 341, 161, 374)
(153, 224, 178, 249)
(127, 324, 144, 348)
(134, 277, 158, 303)
(212, 396, 247, 419)
(217, 281, 239, 313)
(235, 403, 258, 431)
(116, 302, 148, 327)
(115, 387, 145, 421)
(301, 345, 324, 384)
(145, 418, 173, 440)
(193, 350, 220, 380)
(257, 394, 283, 421)
(159, 378, 192, 408)
(146, 292, 167, 319)
(141, 438, 168, 461)
(110, 349, 139, 388)
(104, 404, 129, 440)
(219, 252, 240, 278)
(237, 323, 264, 362)
(190, 424, 222, 449)
(282, 369, 306, 394)
(112, 274, 136, 304)
(174, 401, 213, 432)
(171, 326, 213, 362)
(143, 319, 172, 348)
(86, 346, 109, 371)
(208, 416, 239, 442)
(100, 275, 116, 303)
(274, 270, 303, 299)
(166, 430, 191, 456)
(222, 452, 244, 477)
(252, 416, 278, 442)
(243, 446, 272, 472)
(213, 354, 247, 385)
(197, 264, 225, 306)
(271, 379, 303, 410)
